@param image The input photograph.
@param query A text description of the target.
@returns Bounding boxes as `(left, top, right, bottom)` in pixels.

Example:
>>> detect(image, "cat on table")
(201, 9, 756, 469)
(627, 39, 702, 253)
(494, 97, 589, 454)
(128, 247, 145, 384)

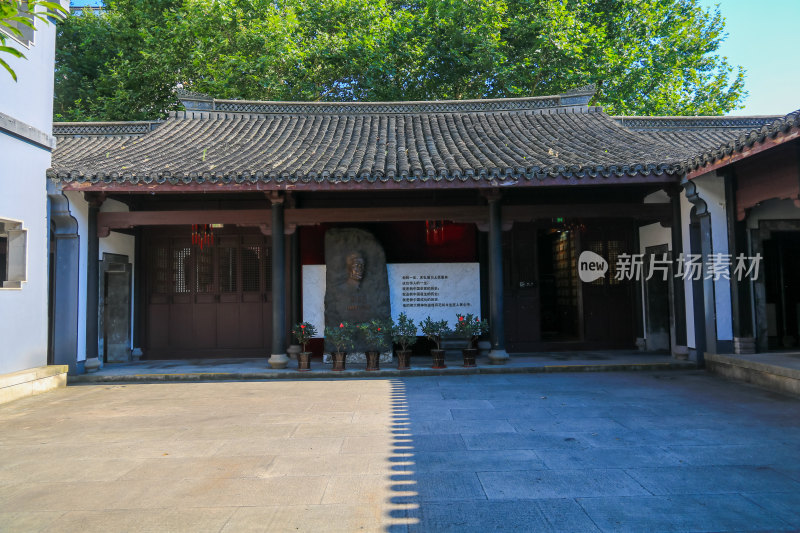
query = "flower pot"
(297, 351, 312, 371)
(366, 350, 380, 371)
(332, 351, 347, 371)
(396, 350, 411, 370)
(431, 348, 446, 369)
(462, 348, 478, 368)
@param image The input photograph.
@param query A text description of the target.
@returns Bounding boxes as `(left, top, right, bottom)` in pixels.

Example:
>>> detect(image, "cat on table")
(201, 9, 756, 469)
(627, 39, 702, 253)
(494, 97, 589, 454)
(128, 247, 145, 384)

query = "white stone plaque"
(301, 265, 326, 335)
(387, 263, 481, 332)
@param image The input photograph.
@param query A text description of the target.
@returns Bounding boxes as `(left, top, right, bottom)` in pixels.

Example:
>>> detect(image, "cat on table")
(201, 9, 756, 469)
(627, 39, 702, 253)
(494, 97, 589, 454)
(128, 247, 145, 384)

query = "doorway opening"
(764, 231, 800, 349)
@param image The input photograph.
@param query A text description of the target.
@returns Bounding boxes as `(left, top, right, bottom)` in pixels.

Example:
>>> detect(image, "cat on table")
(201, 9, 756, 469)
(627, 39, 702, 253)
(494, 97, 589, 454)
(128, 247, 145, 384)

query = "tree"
(1, 0, 66, 81)
(54, 0, 746, 121)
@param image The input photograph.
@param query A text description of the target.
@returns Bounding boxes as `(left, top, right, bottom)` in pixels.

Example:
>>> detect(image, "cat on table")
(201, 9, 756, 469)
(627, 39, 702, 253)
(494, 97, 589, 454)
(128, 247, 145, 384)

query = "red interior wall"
(299, 222, 476, 265)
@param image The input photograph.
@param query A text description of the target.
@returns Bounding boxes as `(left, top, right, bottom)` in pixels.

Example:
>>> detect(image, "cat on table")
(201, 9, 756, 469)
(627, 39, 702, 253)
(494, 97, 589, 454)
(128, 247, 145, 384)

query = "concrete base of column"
(268, 353, 289, 369)
(488, 349, 509, 365)
(84, 357, 101, 373)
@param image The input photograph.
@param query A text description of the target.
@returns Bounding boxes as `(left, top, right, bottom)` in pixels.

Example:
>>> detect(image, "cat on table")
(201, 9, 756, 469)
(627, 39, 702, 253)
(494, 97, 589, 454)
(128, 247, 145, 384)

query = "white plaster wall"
(64, 193, 135, 363)
(680, 190, 696, 349)
(638, 221, 672, 343)
(0, 136, 49, 374)
(693, 172, 733, 342)
(0, 3, 62, 132)
(0, 4, 65, 374)
(746, 198, 800, 228)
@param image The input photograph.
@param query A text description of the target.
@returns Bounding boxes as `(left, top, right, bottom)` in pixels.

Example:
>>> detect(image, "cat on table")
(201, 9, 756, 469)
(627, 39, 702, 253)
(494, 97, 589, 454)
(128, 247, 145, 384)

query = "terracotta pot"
(332, 351, 347, 371)
(297, 351, 312, 371)
(431, 348, 446, 369)
(462, 348, 478, 368)
(366, 350, 380, 371)
(396, 350, 411, 370)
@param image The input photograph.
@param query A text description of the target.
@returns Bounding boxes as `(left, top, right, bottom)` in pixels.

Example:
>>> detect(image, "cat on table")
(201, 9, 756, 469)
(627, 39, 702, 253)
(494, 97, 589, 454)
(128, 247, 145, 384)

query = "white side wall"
(0, 137, 49, 374)
(746, 198, 800, 228)
(692, 172, 733, 342)
(0, 4, 58, 133)
(64, 193, 135, 364)
(638, 221, 672, 341)
(0, 6, 62, 375)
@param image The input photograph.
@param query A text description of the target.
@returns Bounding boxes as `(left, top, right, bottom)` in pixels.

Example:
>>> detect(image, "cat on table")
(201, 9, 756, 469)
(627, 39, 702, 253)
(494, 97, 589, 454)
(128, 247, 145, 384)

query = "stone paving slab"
(1, 370, 799, 532)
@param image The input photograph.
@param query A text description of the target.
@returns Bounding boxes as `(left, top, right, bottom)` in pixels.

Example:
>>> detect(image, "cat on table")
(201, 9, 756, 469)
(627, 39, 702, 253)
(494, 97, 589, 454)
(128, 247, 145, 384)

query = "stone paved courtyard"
(0, 370, 799, 532)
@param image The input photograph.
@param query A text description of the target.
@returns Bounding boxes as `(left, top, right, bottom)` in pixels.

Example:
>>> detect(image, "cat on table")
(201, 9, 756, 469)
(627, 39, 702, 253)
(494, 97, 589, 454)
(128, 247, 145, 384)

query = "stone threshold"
(706, 352, 800, 397)
(0, 365, 69, 404)
(69, 359, 696, 384)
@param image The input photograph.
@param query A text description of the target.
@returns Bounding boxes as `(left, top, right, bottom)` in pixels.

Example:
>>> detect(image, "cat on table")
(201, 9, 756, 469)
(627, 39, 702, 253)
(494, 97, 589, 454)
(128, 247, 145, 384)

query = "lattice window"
(173, 247, 191, 293)
(153, 246, 169, 294)
(607, 240, 623, 286)
(241, 245, 261, 292)
(219, 246, 237, 293)
(194, 247, 216, 293)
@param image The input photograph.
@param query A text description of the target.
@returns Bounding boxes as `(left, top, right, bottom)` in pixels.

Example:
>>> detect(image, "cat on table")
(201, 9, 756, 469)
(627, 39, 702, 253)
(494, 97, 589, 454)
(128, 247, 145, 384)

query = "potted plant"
(360, 319, 389, 371)
(391, 313, 417, 370)
(421, 316, 451, 369)
(291, 321, 317, 371)
(325, 321, 354, 371)
(454, 314, 488, 367)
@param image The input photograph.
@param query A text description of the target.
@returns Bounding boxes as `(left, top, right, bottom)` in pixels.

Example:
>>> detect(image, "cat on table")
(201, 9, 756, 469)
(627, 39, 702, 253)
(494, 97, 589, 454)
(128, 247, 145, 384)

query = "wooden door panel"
(170, 303, 194, 348)
(239, 302, 263, 348)
(148, 303, 169, 349)
(145, 229, 273, 357)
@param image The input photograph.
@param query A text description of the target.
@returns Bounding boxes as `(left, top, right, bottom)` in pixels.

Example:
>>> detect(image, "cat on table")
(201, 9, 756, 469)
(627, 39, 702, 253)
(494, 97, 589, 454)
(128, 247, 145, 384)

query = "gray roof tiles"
(50, 93, 798, 187)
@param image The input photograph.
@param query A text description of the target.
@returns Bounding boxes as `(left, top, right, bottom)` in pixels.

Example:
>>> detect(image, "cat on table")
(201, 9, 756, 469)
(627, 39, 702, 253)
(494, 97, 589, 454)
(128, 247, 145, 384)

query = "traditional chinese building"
(46, 87, 795, 373)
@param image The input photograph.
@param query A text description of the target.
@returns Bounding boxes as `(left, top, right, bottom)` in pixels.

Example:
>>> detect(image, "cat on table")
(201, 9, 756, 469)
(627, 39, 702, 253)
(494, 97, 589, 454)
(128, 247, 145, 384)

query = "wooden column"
(486, 190, 509, 364)
(84, 193, 104, 373)
(724, 170, 753, 343)
(267, 193, 289, 368)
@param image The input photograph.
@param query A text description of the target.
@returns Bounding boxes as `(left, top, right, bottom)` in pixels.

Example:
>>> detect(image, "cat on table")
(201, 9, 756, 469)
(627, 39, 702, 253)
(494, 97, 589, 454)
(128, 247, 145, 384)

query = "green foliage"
(420, 317, 451, 350)
(391, 313, 418, 352)
(324, 321, 356, 353)
(54, 0, 746, 120)
(359, 319, 390, 351)
(453, 313, 488, 349)
(291, 321, 317, 352)
(1, 0, 66, 81)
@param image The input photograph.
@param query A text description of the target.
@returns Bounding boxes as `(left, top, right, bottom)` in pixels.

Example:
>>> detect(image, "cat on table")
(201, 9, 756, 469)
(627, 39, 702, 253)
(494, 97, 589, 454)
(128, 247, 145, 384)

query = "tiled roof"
(679, 110, 800, 175)
(49, 90, 772, 188)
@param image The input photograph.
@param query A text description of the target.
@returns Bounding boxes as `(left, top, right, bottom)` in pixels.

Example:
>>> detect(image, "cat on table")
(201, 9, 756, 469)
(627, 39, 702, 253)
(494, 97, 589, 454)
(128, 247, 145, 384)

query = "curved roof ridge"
(178, 86, 597, 115)
(681, 109, 800, 175)
(613, 115, 783, 132)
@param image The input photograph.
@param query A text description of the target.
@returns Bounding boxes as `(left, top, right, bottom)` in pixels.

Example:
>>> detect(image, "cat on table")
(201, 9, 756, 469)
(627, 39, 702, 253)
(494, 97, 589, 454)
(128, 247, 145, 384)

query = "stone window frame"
(0, 217, 27, 289)
(0, 1, 35, 48)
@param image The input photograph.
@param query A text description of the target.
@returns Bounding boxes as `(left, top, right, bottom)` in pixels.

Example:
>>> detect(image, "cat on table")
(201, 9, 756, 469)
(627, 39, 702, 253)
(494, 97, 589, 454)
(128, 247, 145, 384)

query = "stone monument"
(324, 228, 392, 362)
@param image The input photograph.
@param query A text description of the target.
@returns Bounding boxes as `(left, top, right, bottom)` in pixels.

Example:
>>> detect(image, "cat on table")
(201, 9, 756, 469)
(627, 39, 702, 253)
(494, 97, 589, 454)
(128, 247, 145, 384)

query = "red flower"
(339, 323, 344, 328)
(458, 316, 464, 322)
(300, 324, 305, 329)
(377, 327, 381, 331)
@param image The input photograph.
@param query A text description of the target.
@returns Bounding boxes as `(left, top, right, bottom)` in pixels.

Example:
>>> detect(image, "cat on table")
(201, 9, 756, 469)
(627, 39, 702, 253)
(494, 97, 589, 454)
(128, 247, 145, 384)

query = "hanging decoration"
(191, 224, 215, 249)
(425, 221, 467, 246)
(425, 220, 444, 246)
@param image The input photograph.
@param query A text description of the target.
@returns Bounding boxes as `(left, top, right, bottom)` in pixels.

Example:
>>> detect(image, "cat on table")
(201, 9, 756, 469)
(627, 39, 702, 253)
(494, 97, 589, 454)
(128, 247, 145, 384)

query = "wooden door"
(503, 223, 542, 350)
(581, 222, 636, 347)
(145, 230, 272, 358)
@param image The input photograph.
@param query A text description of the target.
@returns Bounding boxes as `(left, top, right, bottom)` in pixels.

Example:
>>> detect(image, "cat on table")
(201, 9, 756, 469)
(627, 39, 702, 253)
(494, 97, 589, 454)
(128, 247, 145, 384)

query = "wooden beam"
(61, 172, 677, 193)
(97, 203, 670, 237)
